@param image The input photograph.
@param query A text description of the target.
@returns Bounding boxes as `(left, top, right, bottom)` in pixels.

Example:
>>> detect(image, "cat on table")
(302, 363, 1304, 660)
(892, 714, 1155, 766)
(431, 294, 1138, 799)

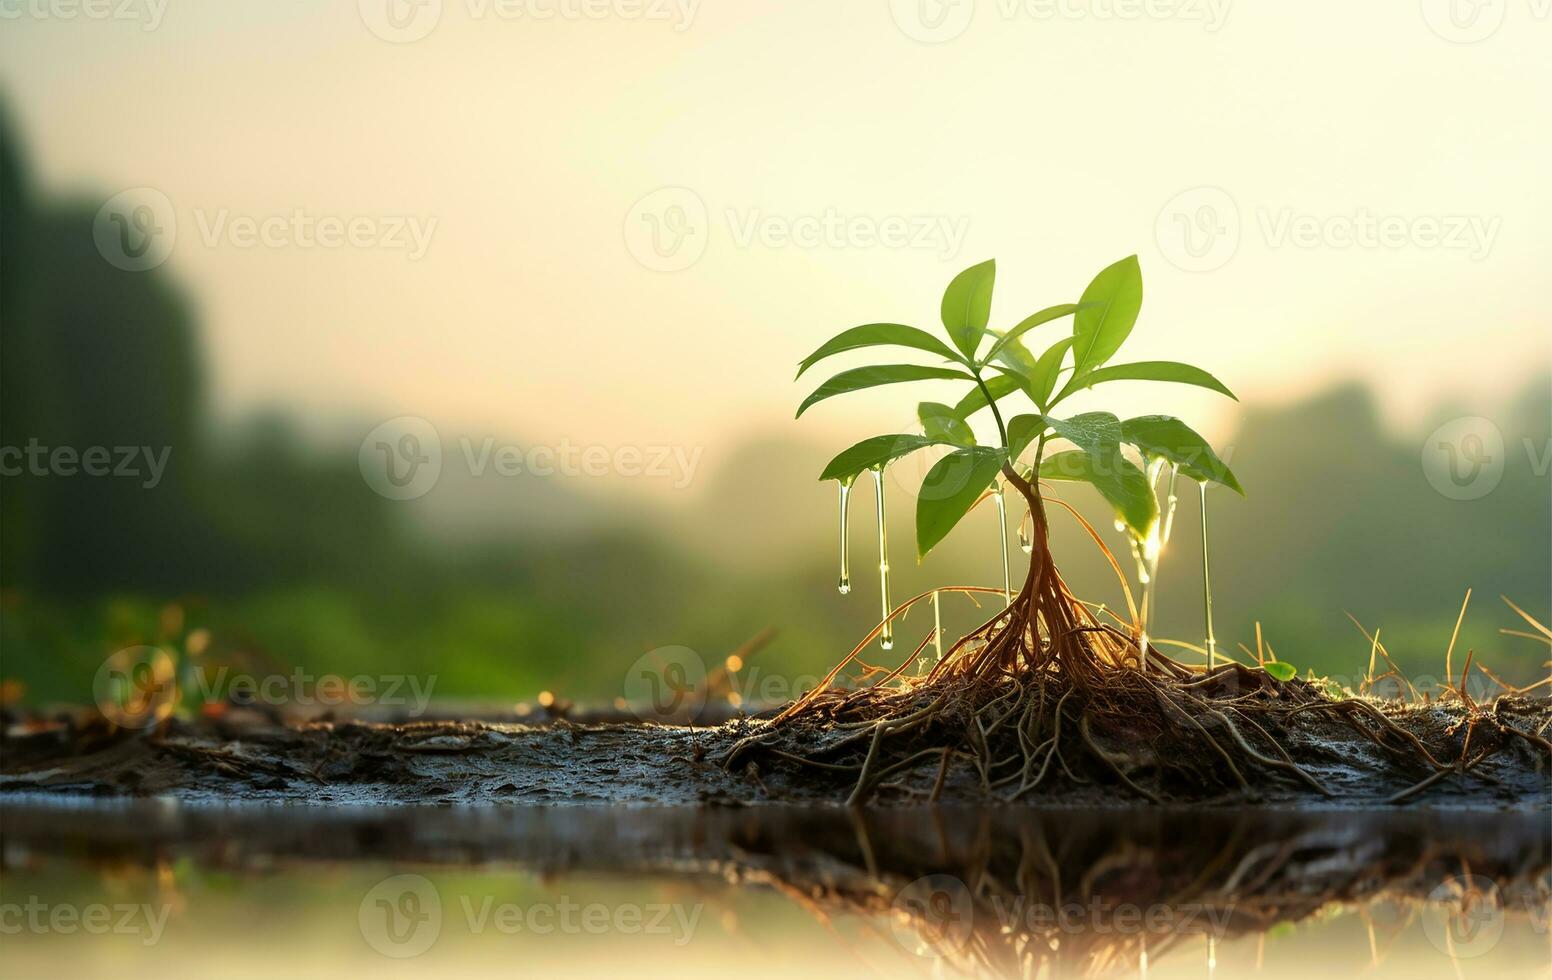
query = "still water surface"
(1, 800, 1546, 979)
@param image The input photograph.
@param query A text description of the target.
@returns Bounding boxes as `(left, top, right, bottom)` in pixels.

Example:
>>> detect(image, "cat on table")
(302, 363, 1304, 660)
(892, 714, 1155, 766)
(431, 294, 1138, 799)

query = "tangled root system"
(725, 465, 1551, 804)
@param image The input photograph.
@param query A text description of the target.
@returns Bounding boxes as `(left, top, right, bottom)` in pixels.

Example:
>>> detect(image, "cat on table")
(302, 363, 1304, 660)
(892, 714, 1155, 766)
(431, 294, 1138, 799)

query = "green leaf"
(795, 323, 963, 379)
(1006, 414, 1048, 461)
(1059, 360, 1237, 402)
(1263, 661, 1297, 681)
(1045, 411, 1123, 458)
(987, 333, 1038, 374)
(796, 364, 974, 418)
(1027, 337, 1073, 408)
(1070, 255, 1142, 377)
(940, 259, 996, 359)
(1120, 415, 1243, 494)
(980, 303, 1079, 365)
(1038, 448, 1158, 538)
(953, 372, 1023, 419)
(916, 447, 1006, 560)
(819, 433, 943, 483)
(918, 402, 976, 447)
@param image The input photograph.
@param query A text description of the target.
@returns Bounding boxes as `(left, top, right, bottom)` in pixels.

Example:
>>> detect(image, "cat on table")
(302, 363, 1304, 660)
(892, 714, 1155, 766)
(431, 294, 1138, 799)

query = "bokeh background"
(1, 1, 1548, 711)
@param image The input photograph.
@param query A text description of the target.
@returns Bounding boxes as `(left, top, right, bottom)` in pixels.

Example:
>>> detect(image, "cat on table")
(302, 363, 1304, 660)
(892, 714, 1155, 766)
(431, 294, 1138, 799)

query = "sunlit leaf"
(1027, 337, 1073, 408)
(1070, 255, 1142, 377)
(916, 446, 1007, 560)
(940, 259, 995, 359)
(1038, 448, 1158, 538)
(980, 303, 1079, 366)
(1045, 411, 1123, 457)
(795, 323, 963, 379)
(796, 364, 974, 418)
(1060, 360, 1237, 402)
(818, 433, 944, 483)
(1006, 414, 1048, 461)
(918, 402, 976, 447)
(987, 332, 1038, 375)
(953, 373, 1023, 419)
(1120, 415, 1243, 494)
(1263, 661, 1297, 681)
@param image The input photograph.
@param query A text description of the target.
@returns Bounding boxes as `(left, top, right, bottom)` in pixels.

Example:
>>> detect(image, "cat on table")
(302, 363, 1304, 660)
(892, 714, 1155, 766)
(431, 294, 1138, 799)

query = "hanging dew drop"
(872, 466, 893, 650)
(836, 477, 853, 595)
(1160, 462, 1180, 545)
(1199, 480, 1218, 670)
(932, 589, 943, 662)
(994, 481, 1011, 605)
(1017, 510, 1032, 555)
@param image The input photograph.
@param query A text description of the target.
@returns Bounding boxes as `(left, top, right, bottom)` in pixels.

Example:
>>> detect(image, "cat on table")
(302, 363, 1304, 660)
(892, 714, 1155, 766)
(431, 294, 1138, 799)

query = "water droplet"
(872, 467, 893, 650)
(994, 481, 1011, 605)
(1017, 509, 1033, 555)
(836, 477, 853, 595)
(932, 589, 943, 662)
(1160, 462, 1180, 545)
(1200, 481, 1217, 669)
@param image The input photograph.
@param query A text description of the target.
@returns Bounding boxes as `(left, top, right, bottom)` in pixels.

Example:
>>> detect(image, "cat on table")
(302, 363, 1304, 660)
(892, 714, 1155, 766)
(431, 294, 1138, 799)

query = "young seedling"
(725, 256, 1342, 804)
(796, 255, 1241, 669)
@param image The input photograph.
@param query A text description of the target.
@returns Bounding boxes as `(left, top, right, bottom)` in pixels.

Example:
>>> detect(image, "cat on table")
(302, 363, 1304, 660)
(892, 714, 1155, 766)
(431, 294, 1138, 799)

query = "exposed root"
(723, 463, 1550, 804)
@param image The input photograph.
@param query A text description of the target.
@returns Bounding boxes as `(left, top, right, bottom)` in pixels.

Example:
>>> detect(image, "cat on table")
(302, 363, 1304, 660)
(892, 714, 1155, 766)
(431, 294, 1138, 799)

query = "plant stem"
(972, 371, 1010, 450)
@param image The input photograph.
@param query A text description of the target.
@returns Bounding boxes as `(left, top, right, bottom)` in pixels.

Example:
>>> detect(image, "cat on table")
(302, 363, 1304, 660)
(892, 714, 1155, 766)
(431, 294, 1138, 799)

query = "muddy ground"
(2, 696, 1548, 807)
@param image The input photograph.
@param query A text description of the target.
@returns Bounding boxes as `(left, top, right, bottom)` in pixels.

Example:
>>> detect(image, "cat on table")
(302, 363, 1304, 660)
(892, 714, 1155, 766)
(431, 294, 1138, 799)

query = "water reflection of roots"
(754, 808, 1551, 978)
(725, 465, 1552, 804)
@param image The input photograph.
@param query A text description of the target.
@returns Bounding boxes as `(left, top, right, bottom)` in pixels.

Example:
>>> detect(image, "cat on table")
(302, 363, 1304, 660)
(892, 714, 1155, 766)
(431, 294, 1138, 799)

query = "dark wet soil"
(2, 695, 1548, 807)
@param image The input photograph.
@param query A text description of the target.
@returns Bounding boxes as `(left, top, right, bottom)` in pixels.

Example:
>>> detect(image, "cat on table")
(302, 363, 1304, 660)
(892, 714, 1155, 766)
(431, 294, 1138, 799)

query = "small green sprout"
(798, 255, 1243, 561)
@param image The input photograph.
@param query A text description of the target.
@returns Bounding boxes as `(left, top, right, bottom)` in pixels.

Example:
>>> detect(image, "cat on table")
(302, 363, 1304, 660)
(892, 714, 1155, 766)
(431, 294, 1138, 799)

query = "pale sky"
(3, 0, 1547, 473)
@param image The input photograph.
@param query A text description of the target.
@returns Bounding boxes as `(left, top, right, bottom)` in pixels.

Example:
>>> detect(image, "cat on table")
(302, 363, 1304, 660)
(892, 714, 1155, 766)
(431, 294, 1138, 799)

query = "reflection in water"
(0, 801, 1547, 978)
